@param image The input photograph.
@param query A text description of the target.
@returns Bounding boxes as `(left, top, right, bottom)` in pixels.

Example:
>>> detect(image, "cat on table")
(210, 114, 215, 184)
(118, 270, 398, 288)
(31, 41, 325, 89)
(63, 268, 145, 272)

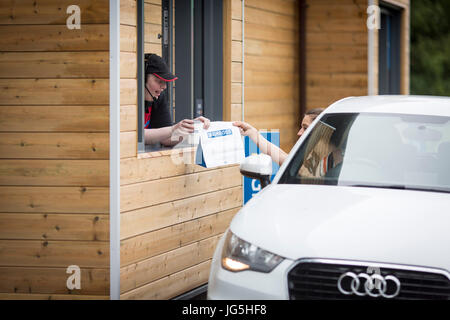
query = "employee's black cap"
(145, 53, 178, 82)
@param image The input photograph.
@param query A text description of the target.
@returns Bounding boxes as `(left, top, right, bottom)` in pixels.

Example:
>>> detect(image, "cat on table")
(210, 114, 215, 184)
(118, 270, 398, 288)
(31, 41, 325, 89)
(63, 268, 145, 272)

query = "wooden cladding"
(117, 0, 244, 299)
(0, 25, 109, 52)
(121, 234, 221, 293)
(0, 240, 109, 268)
(0, 106, 109, 132)
(0, 79, 109, 105)
(121, 152, 211, 186)
(121, 24, 138, 53)
(244, 0, 300, 152)
(0, 51, 134, 79)
(121, 165, 241, 212)
(121, 0, 138, 26)
(0, 213, 109, 241)
(119, 150, 242, 299)
(0, 133, 109, 160)
(0, 1, 109, 25)
(0, 186, 109, 214)
(245, 0, 297, 16)
(143, 0, 162, 55)
(0, 160, 109, 186)
(0, 52, 109, 79)
(0, 267, 109, 296)
(0, 0, 110, 299)
(121, 186, 242, 240)
(305, 0, 368, 109)
(120, 0, 137, 159)
(121, 260, 211, 300)
(121, 208, 239, 268)
(225, 0, 244, 121)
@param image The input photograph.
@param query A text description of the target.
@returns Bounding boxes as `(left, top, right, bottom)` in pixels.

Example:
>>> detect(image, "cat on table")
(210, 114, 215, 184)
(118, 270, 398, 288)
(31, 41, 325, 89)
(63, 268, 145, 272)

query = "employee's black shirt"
(144, 91, 173, 129)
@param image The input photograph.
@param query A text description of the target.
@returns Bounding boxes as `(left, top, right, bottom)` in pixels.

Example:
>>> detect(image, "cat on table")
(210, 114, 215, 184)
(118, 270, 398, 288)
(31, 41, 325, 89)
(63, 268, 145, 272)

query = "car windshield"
(278, 112, 450, 193)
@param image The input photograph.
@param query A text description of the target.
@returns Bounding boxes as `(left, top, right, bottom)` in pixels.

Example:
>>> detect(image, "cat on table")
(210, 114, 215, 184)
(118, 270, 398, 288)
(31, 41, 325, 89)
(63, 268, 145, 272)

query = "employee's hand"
(172, 119, 195, 133)
(233, 121, 258, 141)
(194, 116, 210, 130)
(170, 119, 195, 142)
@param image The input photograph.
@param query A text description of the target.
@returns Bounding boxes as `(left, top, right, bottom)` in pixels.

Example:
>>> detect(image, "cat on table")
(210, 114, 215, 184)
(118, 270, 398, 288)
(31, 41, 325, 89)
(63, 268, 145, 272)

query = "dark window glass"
(379, 4, 402, 94)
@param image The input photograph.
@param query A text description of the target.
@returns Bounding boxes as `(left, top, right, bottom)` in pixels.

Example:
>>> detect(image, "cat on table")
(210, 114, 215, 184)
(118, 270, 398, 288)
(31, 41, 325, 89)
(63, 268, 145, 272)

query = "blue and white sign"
(243, 131, 280, 204)
(207, 129, 233, 139)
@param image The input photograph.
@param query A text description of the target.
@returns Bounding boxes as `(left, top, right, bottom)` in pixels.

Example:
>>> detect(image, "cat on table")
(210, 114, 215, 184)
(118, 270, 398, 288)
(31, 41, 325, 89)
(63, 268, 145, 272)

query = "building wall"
(243, 0, 300, 152)
(305, 0, 410, 110)
(306, 0, 368, 110)
(225, 0, 244, 122)
(144, 0, 163, 56)
(0, 0, 410, 300)
(0, 0, 110, 299)
(119, 0, 243, 300)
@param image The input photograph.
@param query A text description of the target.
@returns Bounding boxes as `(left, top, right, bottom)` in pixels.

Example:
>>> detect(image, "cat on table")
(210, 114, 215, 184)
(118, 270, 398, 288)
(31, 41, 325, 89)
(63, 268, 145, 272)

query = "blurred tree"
(411, 0, 450, 96)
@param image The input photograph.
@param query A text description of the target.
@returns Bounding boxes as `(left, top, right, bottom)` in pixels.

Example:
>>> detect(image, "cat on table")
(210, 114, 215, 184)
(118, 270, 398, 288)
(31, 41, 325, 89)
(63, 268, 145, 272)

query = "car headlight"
(221, 231, 284, 273)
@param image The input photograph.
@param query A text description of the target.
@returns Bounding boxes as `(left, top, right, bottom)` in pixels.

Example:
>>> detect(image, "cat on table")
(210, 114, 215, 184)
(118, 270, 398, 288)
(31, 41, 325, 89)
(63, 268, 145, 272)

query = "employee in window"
(144, 54, 210, 146)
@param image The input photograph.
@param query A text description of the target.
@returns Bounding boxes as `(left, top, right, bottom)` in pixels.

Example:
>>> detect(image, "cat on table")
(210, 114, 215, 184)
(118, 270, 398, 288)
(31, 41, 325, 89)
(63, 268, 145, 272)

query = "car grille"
(288, 260, 450, 300)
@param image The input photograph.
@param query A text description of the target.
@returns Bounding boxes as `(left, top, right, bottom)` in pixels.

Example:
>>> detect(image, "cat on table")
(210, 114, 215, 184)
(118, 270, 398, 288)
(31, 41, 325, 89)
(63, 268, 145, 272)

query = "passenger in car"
(299, 120, 344, 179)
(233, 108, 324, 166)
(144, 54, 210, 146)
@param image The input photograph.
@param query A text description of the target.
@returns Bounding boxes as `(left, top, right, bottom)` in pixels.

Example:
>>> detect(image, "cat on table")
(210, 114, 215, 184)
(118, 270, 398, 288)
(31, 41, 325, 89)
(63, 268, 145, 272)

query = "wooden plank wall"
(0, 0, 110, 299)
(121, 0, 138, 158)
(305, 0, 368, 109)
(243, 0, 300, 152)
(226, 0, 243, 122)
(142, 0, 176, 124)
(119, 0, 243, 300)
(144, 0, 163, 56)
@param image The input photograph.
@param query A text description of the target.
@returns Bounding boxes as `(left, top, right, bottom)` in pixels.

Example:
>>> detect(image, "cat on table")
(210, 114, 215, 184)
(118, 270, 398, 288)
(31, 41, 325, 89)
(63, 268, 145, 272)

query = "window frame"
(378, 2, 402, 95)
(137, 0, 223, 153)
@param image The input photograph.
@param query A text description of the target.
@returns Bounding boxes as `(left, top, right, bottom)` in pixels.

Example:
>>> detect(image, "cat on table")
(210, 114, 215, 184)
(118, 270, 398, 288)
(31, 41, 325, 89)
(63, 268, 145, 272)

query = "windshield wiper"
(346, 184, 450, 193)
(349, 184, 406, 190)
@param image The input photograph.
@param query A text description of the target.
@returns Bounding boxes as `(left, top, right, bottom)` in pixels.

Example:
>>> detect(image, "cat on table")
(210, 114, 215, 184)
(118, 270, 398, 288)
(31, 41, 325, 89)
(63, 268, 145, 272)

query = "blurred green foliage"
(411, 0, 450, 96)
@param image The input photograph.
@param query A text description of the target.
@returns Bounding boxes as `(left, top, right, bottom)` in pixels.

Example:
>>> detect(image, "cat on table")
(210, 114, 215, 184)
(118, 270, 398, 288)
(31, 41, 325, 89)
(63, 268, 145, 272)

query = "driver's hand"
(194, 116, 210, 129)
(233, 121, 258, 141)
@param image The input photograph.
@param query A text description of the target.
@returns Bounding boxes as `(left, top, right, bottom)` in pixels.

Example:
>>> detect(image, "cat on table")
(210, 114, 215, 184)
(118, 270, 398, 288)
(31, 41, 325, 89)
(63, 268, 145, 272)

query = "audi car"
(207, 95, 450, 300)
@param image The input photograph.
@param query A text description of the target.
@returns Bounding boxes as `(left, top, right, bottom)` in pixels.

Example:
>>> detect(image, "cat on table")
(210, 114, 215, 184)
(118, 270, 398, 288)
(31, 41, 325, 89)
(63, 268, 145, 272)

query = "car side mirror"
(240, 154, 272, 189)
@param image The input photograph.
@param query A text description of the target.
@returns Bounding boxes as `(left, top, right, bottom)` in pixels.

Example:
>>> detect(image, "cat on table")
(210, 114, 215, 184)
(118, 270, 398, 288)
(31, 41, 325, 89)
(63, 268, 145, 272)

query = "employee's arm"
(147, 100, 184, 146)
(144, 126, 174, 145)
(147, 117, 209, 147)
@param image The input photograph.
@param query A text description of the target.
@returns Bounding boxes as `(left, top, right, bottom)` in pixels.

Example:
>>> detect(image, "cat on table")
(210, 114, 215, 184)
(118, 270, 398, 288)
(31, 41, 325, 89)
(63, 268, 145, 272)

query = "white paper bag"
(195, 121, 245, 168)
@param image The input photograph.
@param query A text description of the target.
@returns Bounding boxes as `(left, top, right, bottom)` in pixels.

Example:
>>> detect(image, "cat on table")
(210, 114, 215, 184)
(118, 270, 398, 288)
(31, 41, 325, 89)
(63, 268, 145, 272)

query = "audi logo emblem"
(337, 272, 401, 298)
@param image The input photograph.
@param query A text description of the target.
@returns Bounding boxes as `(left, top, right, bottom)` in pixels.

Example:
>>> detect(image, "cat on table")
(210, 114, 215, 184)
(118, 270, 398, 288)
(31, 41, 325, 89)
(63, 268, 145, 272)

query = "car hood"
(230, 184, 450, 270)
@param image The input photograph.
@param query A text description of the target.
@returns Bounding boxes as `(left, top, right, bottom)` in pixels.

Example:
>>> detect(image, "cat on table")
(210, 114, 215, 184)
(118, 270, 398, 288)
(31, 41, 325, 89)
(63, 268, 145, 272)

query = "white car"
(208, 95, 450, 300)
